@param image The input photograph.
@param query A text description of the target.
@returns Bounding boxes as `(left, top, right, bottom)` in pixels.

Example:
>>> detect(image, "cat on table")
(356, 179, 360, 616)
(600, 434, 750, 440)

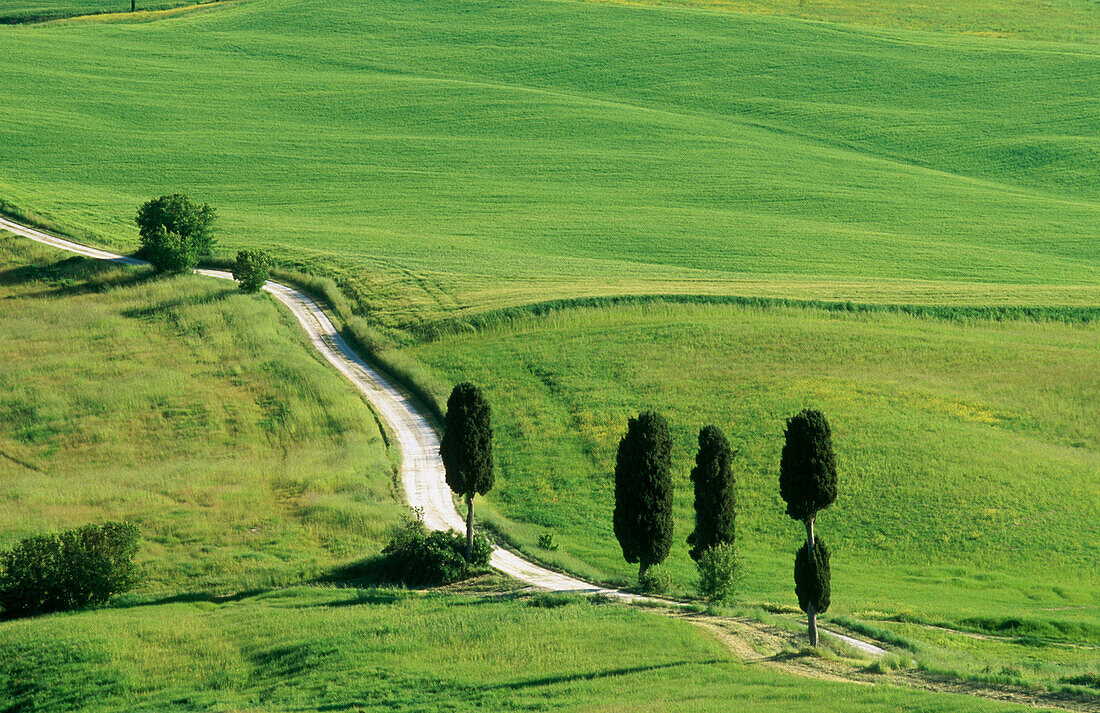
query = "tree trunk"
(804, 516, 817, 646)
(131, 0, 135, 11)
(465, 495, 474, 563)
(639, 561, 648, 584)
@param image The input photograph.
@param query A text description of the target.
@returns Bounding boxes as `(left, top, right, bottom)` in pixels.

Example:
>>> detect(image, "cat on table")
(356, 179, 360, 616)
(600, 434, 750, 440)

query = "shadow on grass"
(0, 255, 154, 297)
(120, 286, 237, 320)
(106, 588, 271, 610)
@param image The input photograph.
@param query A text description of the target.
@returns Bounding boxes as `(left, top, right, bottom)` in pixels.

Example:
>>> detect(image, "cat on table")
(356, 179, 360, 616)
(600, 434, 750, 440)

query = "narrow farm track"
(0, 214, 884, 657)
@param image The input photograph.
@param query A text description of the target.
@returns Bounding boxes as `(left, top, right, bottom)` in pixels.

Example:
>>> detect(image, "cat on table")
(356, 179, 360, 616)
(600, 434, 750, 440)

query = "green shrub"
(537, 532, 559, 550)
(696, 542, 739, 602)
(381, 517, 491, 586)
(638, 564, 672, 595)
(142, 226, 200, 274)
(0, 522, 140, 619)
(232, 249, 271, 293)
(135, 194, 215, 271)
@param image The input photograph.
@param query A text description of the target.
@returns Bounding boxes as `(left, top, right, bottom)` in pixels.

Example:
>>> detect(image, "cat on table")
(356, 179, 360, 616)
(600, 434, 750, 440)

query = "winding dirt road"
(0, 214, 883, 656)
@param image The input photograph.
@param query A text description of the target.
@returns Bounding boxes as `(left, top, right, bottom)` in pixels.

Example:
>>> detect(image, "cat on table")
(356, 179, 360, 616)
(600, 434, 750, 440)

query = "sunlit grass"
(0, 235, 403, 592)
(406, 302, 1100, 628)
(0, 586, 1056, 712)
(0, 0, 1097, 325)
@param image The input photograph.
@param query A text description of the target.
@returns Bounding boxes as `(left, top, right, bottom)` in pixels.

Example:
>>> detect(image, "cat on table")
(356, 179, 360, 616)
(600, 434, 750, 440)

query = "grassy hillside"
(0, 235, 402, 592)
(584, 0, 1100, 44)
(0, 0, 203, 24)
(406, 303, 1100, 628)
(0, 586, 1065, 712)
(0, 0, 1097, 326)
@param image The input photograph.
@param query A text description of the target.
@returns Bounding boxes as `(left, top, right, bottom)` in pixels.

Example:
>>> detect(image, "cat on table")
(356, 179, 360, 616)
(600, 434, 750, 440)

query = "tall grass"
(0, 586, 1051, 712)
(0, 237, 405, 593)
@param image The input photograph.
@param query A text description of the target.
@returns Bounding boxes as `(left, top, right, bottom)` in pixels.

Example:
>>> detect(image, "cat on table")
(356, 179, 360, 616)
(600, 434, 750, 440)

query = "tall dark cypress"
(439, 382, 494, 562)
(688, 425, 736, 562)
(779, 408, 837, 646)
(613, 411, 674, 581)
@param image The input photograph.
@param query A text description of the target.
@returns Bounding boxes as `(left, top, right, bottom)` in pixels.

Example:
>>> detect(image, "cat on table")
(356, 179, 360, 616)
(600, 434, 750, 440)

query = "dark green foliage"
(135, 194, 215, 273)
(794, 537, 831, 616)
(232, 249, 271, 293)
(696, 542, 739, 602)
(381, 518, 491, 586)
(688, 425, 736, 562)
(613, 411, 674, 577)
(0, 522, 140, 618)
(440, 382, 494, 499)
(779, 409, 837, 523)
(141, 226, 200, 274)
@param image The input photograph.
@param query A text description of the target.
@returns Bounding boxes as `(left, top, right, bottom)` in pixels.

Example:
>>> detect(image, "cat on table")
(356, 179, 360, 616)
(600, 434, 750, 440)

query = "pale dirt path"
(1, 215, 884, 656)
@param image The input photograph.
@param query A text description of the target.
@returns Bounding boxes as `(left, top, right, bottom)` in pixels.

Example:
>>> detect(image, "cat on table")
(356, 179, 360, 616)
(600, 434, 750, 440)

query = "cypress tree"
(687, 425, 736, 562)
(794, 537, 830, 619)
(613, 411, 674, 582)
(439, 382, 493, 562)
(779, 408, 837, 646)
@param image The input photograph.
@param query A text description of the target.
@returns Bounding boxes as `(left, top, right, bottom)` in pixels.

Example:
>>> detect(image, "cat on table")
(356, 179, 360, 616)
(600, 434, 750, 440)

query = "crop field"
(0, 0, 1098, 327)
(407, 304, 1100, 626)
(0, 235, 403, 592)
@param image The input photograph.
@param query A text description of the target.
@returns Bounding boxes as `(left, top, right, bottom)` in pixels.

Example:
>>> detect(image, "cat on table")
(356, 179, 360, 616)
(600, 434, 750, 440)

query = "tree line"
(439, 381, 838, 646)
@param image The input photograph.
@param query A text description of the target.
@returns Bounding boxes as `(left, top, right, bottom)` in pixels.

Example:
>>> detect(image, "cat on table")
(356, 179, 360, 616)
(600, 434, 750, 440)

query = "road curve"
(0, 214, 884, 656)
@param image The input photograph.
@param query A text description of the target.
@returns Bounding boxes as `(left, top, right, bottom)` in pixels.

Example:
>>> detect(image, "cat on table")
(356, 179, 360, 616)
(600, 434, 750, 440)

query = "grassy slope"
(0, 234, 402, 592)
(407, 304, 1100, 628)
(0, 240, 1052, 711)
(0, 587, 1060, 712)
(0, 0, 1097, 326)
(0, 0, 203, 24)
(582, 0, 1100, 44)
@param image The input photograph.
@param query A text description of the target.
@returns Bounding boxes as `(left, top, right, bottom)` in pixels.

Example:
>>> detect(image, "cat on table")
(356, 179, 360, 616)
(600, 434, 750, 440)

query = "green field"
(406, 304, 1100, 626)
(0, 0, 1098, 328)
(0, 0, 204, 24)
(584, 0, 1100, 44)
(2, 0, 1099, 707)
(0, 235, 403, 592)
(0, 586, 1050, 713)
(3, 241, 1072, 712)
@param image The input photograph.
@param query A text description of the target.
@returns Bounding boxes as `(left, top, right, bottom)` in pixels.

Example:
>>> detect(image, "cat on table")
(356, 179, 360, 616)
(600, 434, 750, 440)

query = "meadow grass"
(405, 302, 1100, 629)
(858, 617, 1100, 693)
(0, 0, 201, 24)
(0, 234, 404, 593)
(0, 585, 1064, 712)
(0, 0, 1097, 325)
(581, 0, 1100, 44)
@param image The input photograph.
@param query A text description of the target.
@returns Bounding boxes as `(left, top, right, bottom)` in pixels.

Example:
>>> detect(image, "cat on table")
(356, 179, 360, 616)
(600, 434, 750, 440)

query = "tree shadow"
(119, 287, 237, 320)
(478, 659, 726, 692)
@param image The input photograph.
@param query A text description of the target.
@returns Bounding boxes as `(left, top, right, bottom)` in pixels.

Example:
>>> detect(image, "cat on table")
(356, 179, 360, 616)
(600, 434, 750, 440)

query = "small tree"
(688, 425, 736, 562)
(135, 194, 216, 273)
(613, 411, 674, 582)
(697, 542, 739, 602)
(232, 249, 271, 293)
(779, 408, 837, 646)
(439, 382, 493, 562)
